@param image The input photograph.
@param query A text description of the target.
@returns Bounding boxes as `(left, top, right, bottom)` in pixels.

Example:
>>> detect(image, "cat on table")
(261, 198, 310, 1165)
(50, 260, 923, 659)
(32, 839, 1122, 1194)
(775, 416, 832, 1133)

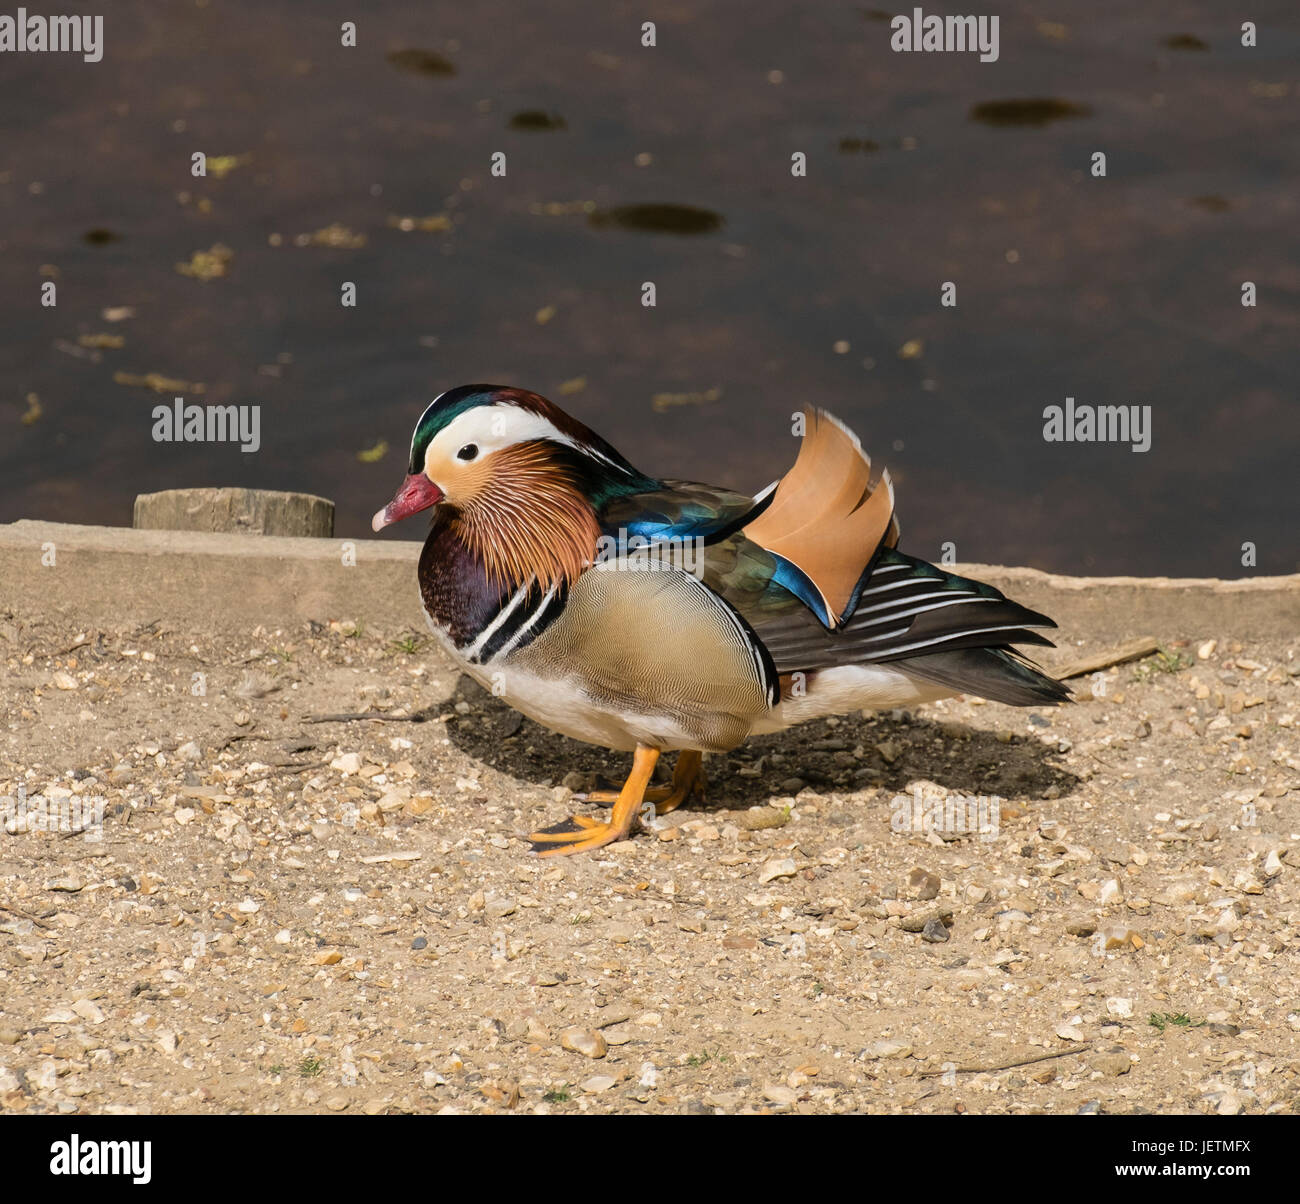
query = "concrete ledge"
(2, 519, 1297, 642)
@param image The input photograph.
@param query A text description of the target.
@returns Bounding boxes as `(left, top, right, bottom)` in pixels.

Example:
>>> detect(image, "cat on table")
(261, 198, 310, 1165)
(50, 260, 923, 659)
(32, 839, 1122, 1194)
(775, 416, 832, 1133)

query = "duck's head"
(373, 384, 657, 588)
(371, 384, 650, 532)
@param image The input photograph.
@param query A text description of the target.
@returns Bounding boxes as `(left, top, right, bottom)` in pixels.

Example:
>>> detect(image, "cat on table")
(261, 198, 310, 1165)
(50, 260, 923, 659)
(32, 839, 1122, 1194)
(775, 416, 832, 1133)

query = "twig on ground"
(920, 1042, 1094, 1077)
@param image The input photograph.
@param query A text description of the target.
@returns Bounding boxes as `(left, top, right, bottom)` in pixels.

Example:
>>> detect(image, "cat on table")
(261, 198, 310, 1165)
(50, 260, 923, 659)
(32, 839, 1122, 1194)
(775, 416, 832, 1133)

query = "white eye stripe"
(422, 405, 633, 475)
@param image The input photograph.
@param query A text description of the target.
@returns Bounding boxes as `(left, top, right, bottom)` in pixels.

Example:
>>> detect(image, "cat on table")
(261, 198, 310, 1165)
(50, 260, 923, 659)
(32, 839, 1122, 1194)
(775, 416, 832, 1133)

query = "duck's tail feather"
(893, 645, 1072, 707)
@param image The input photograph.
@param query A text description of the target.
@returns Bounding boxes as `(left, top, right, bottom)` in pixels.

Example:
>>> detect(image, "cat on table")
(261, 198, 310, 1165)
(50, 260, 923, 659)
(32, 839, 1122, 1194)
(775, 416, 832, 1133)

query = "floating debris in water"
(509, 110, 566, 131)
(83, 228, 119, 245)
(651, 387, 722, 413)
(357, 439, 388, 463)
(386, 48, 456, 76)
(898, 338, 924, 360)
(1164, 34, 1209, 52)
(78, 333, 124, 350)
(529, 200, 596, 216)
(295, 224, 366, 249)
(386, 214, 451, 232)
(101, 306, 135, 322)
(176, 243, 233, 280)
(535, 305, 557, 325)
(20, 393, 42, 425)
(589, 204, 724, 235)
(205, 153, 252, 179)
(557, 377, 587, 396)
(838, 137, 880, 153)
(1036, 21, 1068, 40)
(53, 339, 101, 362)
(970, 98, 1090, 127)
(113, 371, 206, 395)
(1189, 195, 1231, 213)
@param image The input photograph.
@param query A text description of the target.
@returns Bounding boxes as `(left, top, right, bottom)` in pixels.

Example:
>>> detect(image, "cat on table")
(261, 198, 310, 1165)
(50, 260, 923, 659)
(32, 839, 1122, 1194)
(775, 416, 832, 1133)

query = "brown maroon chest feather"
(418, 516, 512, 647)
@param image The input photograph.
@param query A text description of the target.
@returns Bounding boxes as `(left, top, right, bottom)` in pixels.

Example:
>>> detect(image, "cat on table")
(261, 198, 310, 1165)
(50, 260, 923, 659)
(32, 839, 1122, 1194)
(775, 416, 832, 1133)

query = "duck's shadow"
(440, 675, 1080, 806)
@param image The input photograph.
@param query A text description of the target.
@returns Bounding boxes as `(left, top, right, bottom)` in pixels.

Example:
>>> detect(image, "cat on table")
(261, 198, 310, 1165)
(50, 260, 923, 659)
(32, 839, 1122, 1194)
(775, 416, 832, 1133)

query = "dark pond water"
(2, 1, 1297, 576)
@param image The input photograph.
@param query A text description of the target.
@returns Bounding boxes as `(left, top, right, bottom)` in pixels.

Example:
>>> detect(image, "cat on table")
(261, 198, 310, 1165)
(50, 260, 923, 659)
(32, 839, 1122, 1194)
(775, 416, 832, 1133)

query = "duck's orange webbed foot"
(573, 749, 705, 817)
(528, 745, 661, 857)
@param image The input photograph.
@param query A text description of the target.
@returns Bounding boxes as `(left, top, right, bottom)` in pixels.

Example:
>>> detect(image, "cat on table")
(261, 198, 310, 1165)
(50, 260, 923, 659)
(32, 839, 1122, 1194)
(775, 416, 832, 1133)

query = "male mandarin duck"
(374, 384, 1069, 857)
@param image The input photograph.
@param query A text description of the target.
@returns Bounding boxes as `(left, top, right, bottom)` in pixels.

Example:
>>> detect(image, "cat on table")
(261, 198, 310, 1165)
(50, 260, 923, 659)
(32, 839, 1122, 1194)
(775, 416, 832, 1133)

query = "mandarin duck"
(374, 385, 1069, 856)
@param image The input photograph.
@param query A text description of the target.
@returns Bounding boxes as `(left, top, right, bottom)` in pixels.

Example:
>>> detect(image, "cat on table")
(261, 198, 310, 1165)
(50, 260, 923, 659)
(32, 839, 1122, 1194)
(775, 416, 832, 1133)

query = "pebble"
(44, 876, 83, 893)
(763, 1083, 797, 1106)
(759, 858, 797, 884)
(859, 1040, 912, 1060)
(559, 1028, 607, 1059)
(1106, 997, 1133, 1018)
(580, 1074, 617, 1094)
(921, 917, 950, 943)
(330, 752, 363, 775)
(176, 741, 202, 763)
(53, 672, 78, 690)
(71, 998, 105, 1024)
(1090, 1052, 1132, 1077)
(899, 906, 953, 933)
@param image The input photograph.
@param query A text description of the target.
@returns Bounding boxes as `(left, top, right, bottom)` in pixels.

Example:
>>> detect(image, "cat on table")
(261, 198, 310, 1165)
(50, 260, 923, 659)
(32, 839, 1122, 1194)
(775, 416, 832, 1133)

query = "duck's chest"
(417, 520, 565, 666)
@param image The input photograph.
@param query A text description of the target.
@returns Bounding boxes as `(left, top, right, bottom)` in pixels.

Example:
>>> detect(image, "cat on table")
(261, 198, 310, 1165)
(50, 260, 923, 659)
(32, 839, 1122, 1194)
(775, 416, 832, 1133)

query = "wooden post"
(133, 488, 335, 537)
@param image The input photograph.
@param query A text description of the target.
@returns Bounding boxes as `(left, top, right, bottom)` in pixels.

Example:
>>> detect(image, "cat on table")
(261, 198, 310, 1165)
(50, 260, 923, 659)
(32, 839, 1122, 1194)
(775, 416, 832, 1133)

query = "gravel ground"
(1, 608, 1297, 1115)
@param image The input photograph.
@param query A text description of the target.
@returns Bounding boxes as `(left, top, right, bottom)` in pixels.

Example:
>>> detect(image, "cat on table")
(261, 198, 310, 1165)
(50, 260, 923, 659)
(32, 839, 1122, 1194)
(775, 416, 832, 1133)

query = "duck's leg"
(574, 750, 704, 816)
(528, 745, 660, 857)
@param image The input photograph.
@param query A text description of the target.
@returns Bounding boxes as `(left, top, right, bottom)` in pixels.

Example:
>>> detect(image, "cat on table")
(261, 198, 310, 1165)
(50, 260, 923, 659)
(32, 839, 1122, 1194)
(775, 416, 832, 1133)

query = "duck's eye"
(456, 443, 478, 461)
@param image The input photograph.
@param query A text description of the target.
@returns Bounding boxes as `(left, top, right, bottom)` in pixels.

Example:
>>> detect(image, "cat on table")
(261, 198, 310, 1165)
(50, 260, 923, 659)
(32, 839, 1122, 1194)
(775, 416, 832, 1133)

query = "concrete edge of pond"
(2, 519, 1297, 646)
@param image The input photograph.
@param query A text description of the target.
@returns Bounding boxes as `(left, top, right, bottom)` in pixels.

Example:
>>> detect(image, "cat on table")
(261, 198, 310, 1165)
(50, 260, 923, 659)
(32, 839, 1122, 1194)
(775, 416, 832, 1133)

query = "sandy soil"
(0, 606, 1297, 1114)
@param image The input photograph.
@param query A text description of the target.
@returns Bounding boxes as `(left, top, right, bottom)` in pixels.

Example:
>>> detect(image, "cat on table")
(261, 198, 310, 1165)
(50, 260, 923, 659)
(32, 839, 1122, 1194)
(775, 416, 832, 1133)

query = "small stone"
(921, 917, 950, 942)
(324, 1094, 349, 1111)
(1198, 639, 1217, 660)
(763, 1083, 798, 1106)
(759, 858, 797, 884)
(559, 1028, 607, 1059)
(44, 876, 83, 893)
(71, 998, 105, 1024)
(275, 929, 292, 944)
(1098, 878, 1124, 907)
(1106, 997, 1134, 1018)
(155, 1029, 178, 1054)
(42, 1008, 78, 1024)
(580, 1074, 617, 1094)
(330, 752, 363, 775)
(53, 671, 78, 690)
(859, 1039, 912, 1060)
(908, 867, 941, 900)
(486, 897, 517, 918)
(1090, 1052, 1132, 1077)
(899, 906, 953, 933)
(176, 741, 202, 763)
(411, 936, 428, 950)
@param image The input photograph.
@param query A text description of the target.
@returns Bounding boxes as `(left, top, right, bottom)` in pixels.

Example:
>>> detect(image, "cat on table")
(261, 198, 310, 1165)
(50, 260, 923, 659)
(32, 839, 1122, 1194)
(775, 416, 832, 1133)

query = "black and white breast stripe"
(460, 580, 567, 665)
